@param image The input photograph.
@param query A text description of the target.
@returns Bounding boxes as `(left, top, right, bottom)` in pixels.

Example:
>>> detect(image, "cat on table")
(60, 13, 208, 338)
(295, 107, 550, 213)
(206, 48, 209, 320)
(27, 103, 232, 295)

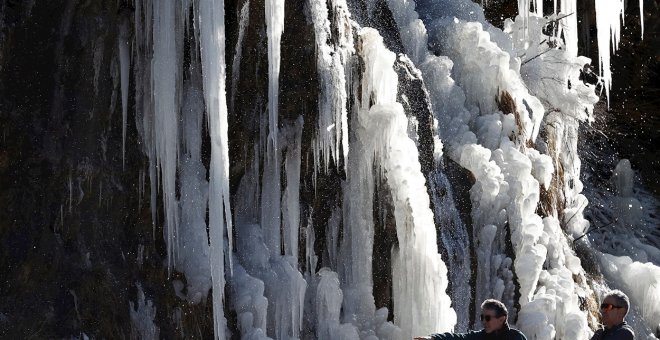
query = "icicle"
(518, 0, 530, 39)
(640, 0, 644, 38)
(119, 10, 131, 169)
(198, 0, 233, 338)
(261, 141, 282, 258)
(176, 83, 212, 304)
(138, 168, 144, 211)
(595, 0, 625, 103)
(309, 0, 352, 172)
(534, 0, 543, 16)
(230, 1, 250, 112)
(152, 0, 180, 274)
(68, 171, 73, 214)
(149, 160, 157, 240)
(282, 117, 304, 262)
(265, 0, 284, 147)
(560, 0, 578, 56)
(262, 0, 285, 258)
(305, 216, 318, 276)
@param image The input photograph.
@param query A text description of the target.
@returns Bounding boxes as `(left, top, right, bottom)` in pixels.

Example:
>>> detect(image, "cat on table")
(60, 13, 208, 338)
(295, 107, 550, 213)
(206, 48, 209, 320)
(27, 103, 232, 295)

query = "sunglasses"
(480, 314, 499, 322)
(600, 303, 623, 311)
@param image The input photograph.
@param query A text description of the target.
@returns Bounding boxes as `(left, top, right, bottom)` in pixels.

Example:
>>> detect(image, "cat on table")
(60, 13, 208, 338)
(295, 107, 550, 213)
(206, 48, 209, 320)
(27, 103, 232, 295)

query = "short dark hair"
(604, 290, 630, 316)
(481, 299, 508, 318)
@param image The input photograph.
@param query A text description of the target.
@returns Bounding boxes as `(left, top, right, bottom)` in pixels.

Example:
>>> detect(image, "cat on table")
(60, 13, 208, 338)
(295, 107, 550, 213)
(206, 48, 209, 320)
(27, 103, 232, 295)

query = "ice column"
(594, 0, 624, 102)
(266, 0, 284, 143)
(640, 0, 644, 37)
(354, 28, 456, 338)
(176, 84, 212, 304)
(560, 0, 578, 56)
(518, 0, 530, 38)
(381, 1, 472, 328)
(282, 118, 303, 261)
(152, 0, 180, 272)
(262, 0, 285, 258)
(198, 0, 234, 338)
(230, 1, 250, 112)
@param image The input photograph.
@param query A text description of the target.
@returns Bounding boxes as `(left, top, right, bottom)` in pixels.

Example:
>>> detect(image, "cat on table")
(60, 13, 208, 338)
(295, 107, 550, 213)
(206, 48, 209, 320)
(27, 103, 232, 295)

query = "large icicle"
(560, 0, 578, 56)
(152, 0, 180, 272)
(265, 0, 285, 144)
(230, 0, 250, 112)
(198, 0, 233, 338)
(282, 117, 304, 262)
(640, 0, 644, 37)
(594, 0, 624, 102)
(175, 83, 212, 304)
(262, 0, 285, 258)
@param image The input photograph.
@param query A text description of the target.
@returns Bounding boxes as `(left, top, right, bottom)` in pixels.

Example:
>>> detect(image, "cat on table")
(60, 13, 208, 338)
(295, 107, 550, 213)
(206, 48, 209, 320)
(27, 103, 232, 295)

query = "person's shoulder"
(509, 327, 528, 340)
(590, 328, 605, 340)
(430, 330, 483, 340)
(615, 323, 635, 340)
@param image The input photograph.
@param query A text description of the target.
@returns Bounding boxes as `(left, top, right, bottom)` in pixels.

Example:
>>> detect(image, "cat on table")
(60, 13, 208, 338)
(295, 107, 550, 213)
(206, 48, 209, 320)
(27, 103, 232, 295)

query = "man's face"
(480, 308, 506, 333)
(600, 297, 626, 328)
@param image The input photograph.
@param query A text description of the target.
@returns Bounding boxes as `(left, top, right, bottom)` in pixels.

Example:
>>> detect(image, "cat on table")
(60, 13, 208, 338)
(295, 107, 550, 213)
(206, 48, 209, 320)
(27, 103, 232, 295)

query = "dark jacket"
(431, 325, 527, 340)
(590, 322, 635, 340)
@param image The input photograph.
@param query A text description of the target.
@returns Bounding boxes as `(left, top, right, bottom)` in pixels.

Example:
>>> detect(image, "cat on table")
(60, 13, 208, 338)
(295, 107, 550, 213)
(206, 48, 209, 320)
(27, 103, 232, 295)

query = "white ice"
(198, 0, 234, 338)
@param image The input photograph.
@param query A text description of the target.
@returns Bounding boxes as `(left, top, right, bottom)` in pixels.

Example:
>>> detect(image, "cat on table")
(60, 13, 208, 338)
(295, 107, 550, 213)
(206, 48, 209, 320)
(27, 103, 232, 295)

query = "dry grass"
(496, 90, 535, 147)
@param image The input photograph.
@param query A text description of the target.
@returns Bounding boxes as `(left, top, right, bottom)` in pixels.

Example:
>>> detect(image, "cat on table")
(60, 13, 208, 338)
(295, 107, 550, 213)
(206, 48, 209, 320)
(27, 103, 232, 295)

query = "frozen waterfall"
(66, 0, 657, 338)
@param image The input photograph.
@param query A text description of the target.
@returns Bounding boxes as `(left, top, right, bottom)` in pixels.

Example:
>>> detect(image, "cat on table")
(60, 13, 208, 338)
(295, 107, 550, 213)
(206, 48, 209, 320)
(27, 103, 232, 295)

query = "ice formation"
(118, 9, 131, 168)
(309, 0, 351, 171)
(122, 0, 656, 339)
(129, 284, 160, 339)
(198, 0, 234, 338)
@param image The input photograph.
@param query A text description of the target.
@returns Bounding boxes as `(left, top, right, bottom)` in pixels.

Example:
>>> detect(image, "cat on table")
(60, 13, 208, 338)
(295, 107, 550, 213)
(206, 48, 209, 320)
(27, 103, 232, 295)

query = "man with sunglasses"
(414, 299, 526, 340)
(591, 290, 635, 340)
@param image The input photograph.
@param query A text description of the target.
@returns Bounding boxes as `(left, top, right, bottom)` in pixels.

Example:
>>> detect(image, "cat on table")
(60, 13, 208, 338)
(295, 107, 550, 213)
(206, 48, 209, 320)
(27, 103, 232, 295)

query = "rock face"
(0, 0, 189, 337)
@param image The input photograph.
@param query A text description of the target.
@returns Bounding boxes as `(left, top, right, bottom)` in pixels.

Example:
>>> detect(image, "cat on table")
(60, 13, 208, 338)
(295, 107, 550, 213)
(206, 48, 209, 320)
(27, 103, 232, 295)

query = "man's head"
(480, 299, 508, 334)
(599, 290, 630, 329)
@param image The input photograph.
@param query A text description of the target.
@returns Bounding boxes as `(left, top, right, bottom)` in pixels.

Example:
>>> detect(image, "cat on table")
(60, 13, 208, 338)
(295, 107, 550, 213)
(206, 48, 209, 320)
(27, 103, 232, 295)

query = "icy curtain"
(309, 0, 351, 172)
(134, 0, 234, 338)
